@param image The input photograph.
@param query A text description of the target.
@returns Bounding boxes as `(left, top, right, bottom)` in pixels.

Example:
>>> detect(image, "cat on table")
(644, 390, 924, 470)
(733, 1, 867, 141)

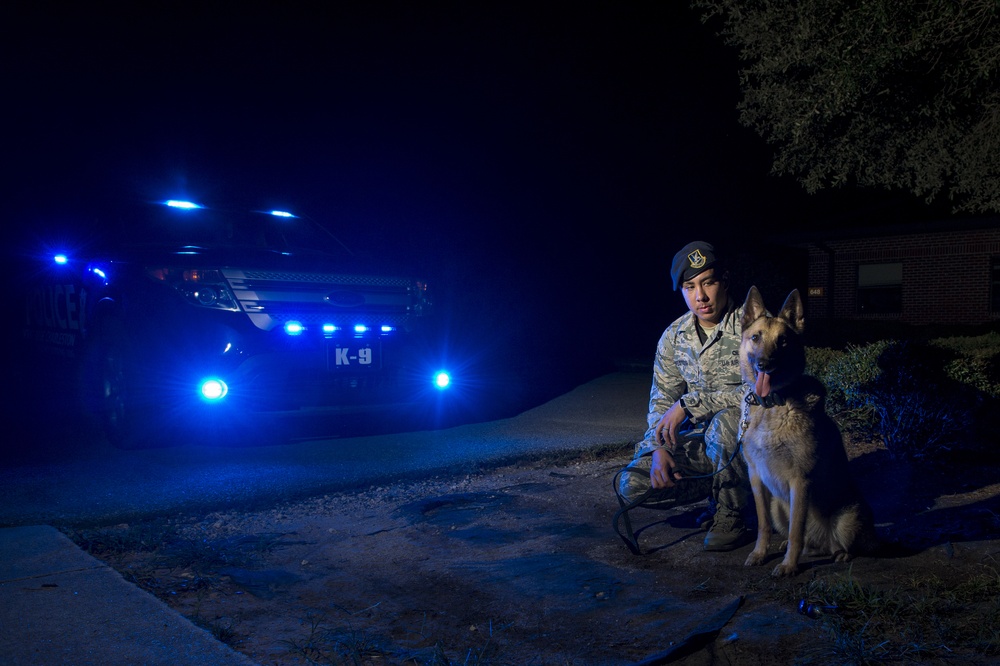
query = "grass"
(786, 564, 1000, 663)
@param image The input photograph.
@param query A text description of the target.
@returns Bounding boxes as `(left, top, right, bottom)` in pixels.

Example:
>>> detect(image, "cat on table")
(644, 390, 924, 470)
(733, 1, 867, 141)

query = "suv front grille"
(221, 269, 418, 332)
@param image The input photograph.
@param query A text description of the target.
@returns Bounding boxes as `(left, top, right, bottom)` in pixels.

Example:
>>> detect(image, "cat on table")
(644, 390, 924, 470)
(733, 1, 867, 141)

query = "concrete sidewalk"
(0, 525, 258, 666)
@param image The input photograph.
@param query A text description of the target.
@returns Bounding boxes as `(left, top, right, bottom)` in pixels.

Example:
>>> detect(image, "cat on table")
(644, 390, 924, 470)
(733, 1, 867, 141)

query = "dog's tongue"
(755, 371, 771, 398)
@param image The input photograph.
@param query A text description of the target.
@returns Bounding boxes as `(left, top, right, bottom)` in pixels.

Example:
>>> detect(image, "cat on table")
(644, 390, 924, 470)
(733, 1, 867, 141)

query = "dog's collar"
(745, 391, 784, 409)
(739, 388, 785, 440)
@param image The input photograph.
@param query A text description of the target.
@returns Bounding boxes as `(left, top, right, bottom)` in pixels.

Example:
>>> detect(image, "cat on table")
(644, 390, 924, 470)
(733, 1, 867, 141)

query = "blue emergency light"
(433, 371, 451, 390)
(199, 378, 229, 401)
(165, 200, 202, 209)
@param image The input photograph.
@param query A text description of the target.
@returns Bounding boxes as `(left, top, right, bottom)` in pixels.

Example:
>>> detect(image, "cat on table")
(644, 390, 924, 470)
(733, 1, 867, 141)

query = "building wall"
(796, 225, 1000, 325)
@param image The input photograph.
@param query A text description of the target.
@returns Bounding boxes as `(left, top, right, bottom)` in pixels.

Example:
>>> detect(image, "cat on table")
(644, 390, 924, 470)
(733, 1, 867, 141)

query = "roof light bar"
(165, 200, 203, 209)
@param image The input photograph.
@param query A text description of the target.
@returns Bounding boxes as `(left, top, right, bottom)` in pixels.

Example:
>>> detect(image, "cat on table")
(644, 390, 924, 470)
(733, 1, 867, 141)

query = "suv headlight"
(146, 267, 240, 311)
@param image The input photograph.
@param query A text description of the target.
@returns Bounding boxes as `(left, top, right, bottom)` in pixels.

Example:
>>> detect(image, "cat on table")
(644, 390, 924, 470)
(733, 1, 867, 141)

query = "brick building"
(785, 219, 1000, 326)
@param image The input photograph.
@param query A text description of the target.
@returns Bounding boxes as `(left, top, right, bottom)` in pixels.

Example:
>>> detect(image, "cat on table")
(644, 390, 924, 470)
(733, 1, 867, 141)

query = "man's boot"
(694, 498, 716, 530)
(703, 510, 751, 552)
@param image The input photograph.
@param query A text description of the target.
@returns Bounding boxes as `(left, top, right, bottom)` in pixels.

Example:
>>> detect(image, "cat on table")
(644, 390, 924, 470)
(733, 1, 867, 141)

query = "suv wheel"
(94, 319, 170, 449)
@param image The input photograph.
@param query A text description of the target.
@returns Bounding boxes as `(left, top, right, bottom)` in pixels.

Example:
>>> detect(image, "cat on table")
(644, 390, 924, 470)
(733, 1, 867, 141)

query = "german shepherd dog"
(739, 287, 877, 577)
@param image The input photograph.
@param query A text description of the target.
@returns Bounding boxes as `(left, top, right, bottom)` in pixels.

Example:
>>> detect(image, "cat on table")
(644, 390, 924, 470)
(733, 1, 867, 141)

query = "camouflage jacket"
(637, 300, 744, 455)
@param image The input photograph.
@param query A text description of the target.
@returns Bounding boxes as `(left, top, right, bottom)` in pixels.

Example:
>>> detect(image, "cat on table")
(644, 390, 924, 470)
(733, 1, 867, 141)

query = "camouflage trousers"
(616, 407, 750, 515)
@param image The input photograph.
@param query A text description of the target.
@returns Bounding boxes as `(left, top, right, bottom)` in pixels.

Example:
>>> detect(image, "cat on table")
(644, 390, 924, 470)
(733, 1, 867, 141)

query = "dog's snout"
(754, 356, 774, 374)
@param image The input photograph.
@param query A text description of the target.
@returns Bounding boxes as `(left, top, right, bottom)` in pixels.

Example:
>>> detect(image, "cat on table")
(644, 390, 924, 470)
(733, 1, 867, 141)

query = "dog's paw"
(832, 550, 854, 563)
(744, 550, 768, 567)
(771, 561, 801, 577)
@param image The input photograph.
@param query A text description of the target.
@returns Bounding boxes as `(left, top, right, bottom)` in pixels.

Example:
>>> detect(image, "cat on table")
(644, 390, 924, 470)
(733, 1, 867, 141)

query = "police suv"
(21, 199, 454, 448)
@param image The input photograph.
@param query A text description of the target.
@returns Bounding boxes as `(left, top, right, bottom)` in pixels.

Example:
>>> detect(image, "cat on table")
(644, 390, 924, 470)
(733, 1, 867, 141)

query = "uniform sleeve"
(636, 326, 687, 454)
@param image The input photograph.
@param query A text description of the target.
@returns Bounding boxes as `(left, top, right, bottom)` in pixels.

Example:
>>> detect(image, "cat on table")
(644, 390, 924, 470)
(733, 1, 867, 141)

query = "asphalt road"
(0, 372, 649, 527)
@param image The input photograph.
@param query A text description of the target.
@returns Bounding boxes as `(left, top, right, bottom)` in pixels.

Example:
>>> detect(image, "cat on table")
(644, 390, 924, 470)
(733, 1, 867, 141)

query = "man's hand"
(654, 401, 687, 448)
(650, 447, 682, 489)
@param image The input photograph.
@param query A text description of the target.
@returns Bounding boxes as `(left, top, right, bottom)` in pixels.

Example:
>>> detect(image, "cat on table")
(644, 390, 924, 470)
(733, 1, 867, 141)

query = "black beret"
(671, 241, 718, 290)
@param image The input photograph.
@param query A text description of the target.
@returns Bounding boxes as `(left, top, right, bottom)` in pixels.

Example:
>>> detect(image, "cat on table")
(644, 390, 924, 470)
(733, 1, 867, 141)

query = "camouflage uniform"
(617, 300, 750, 516)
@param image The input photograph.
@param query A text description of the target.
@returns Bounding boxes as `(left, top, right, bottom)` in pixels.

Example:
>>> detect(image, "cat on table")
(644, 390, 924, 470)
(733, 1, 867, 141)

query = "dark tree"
(693, 0, 1000, 213)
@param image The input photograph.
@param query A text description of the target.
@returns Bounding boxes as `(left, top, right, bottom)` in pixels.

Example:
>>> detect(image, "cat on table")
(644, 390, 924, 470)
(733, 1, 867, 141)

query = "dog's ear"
(777, 289, 805, 334)
(741, 286, 767, 329)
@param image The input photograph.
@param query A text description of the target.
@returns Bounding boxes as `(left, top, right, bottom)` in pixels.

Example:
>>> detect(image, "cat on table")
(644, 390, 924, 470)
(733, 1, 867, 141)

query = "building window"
(992, 257, 1000, 313)
(857, 262, 902, 314)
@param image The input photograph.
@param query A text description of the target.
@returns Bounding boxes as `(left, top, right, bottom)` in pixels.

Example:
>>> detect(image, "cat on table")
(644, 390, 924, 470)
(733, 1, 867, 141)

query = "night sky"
(4, 3, 891, 388)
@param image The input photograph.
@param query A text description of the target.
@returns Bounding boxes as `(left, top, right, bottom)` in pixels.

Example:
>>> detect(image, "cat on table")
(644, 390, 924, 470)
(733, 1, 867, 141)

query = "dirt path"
(78, 443, 1000, 665)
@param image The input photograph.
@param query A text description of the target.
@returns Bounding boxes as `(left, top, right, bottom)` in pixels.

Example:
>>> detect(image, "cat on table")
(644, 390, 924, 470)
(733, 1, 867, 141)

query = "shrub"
(811, 339, 994, 460)
(929, 332, 1000, 399)
(805, 347, 877, 435)
(804, 347, 843, 380)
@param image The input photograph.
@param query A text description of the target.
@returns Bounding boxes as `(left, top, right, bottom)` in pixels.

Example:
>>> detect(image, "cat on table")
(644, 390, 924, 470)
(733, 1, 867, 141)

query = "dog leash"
(611, 472, 659, 555)
(612, 390, 764, 555)
(611, 427, 746, 555)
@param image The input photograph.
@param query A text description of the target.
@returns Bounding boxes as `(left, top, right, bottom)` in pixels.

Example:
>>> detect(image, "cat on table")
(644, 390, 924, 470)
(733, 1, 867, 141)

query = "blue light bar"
(354, 325, 368, 334)
(270, 210, 297, 218)
(380, 325, 395, 333)
(322, 324, 338, 334)
(53, 254, 68, 264)
(165, 200, 203, 209)
(284, 321, 305, 336)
